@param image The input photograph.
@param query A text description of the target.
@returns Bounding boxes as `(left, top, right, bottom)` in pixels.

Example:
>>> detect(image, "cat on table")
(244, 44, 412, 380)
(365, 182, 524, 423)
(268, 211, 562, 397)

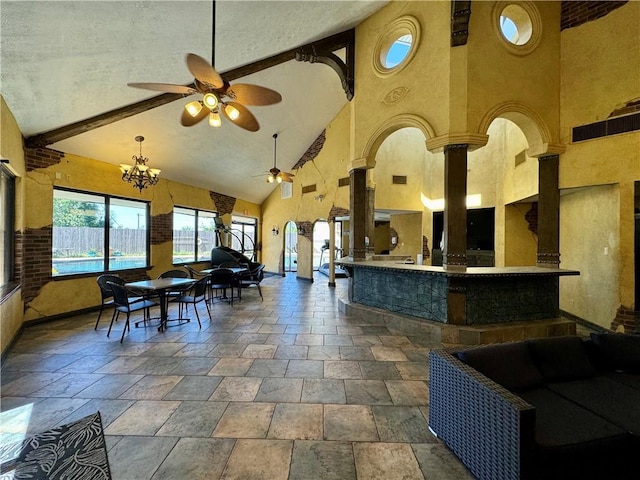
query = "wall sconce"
(297, 225, 305, 235)
(272, 225, 279, 236)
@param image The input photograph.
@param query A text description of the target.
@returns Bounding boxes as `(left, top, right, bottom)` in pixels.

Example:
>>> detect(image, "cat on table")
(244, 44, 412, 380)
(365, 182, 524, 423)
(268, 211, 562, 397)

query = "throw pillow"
(527, 336, 596, 382)
(590, 332, 640, 373)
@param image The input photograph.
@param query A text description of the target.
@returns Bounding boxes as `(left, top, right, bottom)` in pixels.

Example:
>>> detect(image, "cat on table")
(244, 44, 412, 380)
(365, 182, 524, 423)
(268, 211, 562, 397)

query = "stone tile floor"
(1, 273, 474, 480)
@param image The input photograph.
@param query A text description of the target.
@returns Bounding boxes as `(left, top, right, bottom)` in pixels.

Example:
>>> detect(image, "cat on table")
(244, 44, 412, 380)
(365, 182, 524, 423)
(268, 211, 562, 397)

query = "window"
(230, 215, 257, 261)
(373, 16, 420, 77)
(173, 207, 219, 264)
(493, 2, 541, 55)
(0, 162, 16, 288)
(52, 188, 149, 276)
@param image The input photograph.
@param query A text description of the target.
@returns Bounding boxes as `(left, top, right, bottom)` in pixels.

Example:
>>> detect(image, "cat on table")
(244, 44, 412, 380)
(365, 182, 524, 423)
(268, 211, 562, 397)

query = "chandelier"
(119, 136, 161, 192)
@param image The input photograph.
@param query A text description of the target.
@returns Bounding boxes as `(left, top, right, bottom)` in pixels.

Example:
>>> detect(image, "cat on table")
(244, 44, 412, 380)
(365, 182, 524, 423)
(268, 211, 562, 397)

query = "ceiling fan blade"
(180, 106, 209, 127)
(186, 53, 224, 89)
(280, 172, 295, 182)
(128, 82, 197, 94)
(222, 102, 260, 132)
(226, 84, 282, 106)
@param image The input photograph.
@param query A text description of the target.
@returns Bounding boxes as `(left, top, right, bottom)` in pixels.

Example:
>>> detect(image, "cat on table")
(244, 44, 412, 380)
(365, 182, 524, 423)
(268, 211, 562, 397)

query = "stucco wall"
(1, 96, 26, 355)
(559, 1, 639, 311)
(560, 185, 620, 329)
(20, 149, 260, 322)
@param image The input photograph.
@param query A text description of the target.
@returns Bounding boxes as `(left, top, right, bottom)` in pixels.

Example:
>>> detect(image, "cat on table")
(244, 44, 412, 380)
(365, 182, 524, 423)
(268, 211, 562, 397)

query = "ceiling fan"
(127, 2, 281, 132)
(266, 133, 294, 183)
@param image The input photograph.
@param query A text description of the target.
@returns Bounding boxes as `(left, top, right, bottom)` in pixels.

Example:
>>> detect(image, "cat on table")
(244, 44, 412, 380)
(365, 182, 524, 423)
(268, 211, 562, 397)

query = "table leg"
(158, 290, 167, 332)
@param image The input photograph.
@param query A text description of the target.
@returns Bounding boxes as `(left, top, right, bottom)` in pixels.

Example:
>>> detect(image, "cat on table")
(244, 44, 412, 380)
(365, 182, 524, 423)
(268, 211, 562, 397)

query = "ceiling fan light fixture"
(209, 111, 222, 127)
(185, 100, 203, 117)
(277, 175, 283, 184)
(203, 92, 219, 109)
(267, 174, 274, 183)
(225, 104, 240, 120)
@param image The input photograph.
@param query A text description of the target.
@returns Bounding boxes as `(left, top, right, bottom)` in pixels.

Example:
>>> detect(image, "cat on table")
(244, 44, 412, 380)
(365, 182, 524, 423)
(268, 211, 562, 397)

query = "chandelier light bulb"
(185, 101, 203, 117)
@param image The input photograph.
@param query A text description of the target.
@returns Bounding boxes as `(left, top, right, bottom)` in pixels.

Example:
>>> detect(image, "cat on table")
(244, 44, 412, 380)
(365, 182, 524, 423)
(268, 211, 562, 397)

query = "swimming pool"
(53, 257, 146, 275)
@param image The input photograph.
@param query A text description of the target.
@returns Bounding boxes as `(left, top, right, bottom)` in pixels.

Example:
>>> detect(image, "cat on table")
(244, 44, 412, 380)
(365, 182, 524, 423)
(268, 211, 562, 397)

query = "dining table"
(125, 277, 195, 332)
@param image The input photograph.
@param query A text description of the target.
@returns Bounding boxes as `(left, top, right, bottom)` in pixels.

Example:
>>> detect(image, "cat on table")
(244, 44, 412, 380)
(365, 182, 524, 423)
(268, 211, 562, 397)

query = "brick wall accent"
(422, 235, 431, 260)
(297, 221, 314, 242)
(24, 148, 65, 171)
(561, 1, 627, 30)
(151, 212, 173, 245)
(210, 191, 236, 215)
(611, 306, 639, 333)
(292, 130, 326, 170)
(22, 226, 53, 304)
(328, 206, 350, 222)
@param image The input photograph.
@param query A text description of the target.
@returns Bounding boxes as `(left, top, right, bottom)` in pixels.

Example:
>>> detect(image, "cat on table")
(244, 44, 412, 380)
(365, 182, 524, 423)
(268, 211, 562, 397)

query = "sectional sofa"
(429, 333, 640, 480)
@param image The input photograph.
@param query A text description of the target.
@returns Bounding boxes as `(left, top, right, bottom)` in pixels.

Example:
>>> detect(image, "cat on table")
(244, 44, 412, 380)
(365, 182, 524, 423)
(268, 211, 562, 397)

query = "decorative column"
(443, 144, 468, 271)
(328, 219, 336, 287)
(537, 154, 560, 268)
(349, 169, 368, 260)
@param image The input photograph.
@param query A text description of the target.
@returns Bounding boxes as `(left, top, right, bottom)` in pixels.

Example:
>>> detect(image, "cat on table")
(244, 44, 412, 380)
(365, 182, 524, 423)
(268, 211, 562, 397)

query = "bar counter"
(337, 258, 579, 326)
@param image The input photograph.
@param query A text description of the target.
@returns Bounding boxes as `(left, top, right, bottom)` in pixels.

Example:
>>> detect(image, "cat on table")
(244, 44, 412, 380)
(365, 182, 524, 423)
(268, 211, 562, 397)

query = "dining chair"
(237, 264, 265, 300)
(95, 274, 124, 330)
(208, 268, 237, 305)
(175, 276, 211, 328)
(106, 282, 157, 343)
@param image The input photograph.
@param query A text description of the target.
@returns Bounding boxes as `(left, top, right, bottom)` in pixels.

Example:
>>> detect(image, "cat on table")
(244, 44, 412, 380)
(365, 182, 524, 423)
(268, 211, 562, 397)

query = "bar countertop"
(336, 258, 580, 278)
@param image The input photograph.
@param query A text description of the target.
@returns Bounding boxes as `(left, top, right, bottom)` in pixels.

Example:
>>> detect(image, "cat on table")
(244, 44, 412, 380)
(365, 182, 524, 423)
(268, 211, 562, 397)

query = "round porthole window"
(373, 16, 420, 77)
(493, 1, 541, 55)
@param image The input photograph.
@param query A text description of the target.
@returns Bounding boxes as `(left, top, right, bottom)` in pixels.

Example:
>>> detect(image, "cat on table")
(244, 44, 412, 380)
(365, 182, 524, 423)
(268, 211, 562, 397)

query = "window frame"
(52, 187, 151, 277)
(1, 162, 16, 290)
(172, 206, 220, 265)
(231, 215, 258, 261)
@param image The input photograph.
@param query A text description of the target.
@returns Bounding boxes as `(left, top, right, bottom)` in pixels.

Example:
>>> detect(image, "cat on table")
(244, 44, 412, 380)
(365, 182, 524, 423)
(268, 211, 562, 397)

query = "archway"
(284, 221, 297, 272)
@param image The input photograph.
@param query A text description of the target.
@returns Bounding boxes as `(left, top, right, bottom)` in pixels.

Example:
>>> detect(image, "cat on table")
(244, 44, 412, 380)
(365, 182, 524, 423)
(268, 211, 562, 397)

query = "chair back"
(107, 281, 130, 308)
(158, 269, 189, 279)
(191, 276, 209, 297)
(209, 268, 235, 288)
(97, 275, 124, 300)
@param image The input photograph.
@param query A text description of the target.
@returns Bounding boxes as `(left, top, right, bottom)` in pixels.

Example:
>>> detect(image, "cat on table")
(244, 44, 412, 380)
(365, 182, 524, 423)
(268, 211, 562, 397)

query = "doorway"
(284, 221, 297, 272)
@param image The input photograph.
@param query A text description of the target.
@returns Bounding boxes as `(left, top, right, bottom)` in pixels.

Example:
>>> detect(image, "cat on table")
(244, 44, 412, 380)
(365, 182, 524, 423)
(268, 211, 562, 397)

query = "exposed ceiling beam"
(25, 29, 355, 148)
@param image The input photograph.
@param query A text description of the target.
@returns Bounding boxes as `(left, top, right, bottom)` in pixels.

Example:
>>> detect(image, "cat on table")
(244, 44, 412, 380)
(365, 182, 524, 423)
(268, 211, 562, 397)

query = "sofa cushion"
(548, 376, 640, 435)
(520, 387, 627, 447)
(605, 371, 640, 391)
(590, 332, 640, 373)
(526, 336, 596, 382)
(456, 342, 544, 392)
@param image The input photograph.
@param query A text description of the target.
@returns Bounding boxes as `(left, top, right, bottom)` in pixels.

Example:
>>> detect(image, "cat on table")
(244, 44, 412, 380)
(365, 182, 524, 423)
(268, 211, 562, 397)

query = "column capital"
(425, 133, 489, 153)
(349, 157, 371, 171)
(528, 143, 566, 158)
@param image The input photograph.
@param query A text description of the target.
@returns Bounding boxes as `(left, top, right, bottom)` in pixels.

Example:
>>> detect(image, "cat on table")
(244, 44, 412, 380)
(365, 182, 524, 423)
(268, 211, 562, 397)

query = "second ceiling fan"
(128, 1, 281, 132)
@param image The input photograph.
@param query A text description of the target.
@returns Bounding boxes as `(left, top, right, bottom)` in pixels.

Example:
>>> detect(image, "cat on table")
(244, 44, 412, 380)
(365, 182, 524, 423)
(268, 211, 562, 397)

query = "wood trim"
(25, 29, 356, 148)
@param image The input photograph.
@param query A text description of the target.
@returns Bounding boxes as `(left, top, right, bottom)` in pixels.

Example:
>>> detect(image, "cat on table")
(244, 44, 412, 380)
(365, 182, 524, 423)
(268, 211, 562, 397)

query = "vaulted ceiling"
(1, 1, 387, 204)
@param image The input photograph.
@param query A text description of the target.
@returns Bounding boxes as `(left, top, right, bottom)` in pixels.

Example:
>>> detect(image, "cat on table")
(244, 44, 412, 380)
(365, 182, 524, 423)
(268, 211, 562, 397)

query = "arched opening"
(313, 220, 330, 271)
(284, 221, 298, 272)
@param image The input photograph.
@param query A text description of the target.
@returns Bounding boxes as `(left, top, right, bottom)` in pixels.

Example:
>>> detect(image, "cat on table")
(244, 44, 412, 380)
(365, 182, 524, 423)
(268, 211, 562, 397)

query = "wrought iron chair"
(208, 268, 237, 305)
(95, 274, 124, 330)
(237, 264, 265, 301)
(175, 276, 211, 328)
(106, 282, 157, 343)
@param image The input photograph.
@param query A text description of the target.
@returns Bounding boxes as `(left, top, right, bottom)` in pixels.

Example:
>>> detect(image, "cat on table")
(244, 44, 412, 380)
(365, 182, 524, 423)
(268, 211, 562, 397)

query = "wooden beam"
(25, 29, 355, 148)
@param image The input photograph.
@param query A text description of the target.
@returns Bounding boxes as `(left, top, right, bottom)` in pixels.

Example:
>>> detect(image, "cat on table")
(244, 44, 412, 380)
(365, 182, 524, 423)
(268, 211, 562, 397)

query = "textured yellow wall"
(560, 185, 621, 329)
(504, 203, 537, 266)
(20, 150, 260, 321)
(261, 104, 351, 274)
(389, 212, 423, 260)
(559, 1, 639, 313)
(1, 96, 25, 354)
